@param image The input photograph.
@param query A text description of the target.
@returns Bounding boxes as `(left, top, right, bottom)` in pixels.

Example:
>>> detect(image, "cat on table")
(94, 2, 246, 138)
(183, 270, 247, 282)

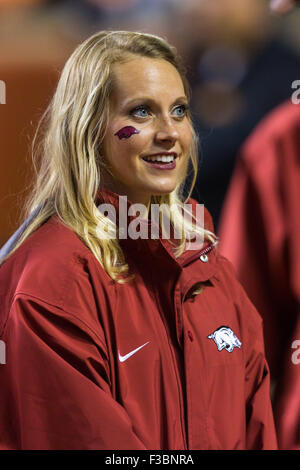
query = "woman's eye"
(129, 103, 189, 119)
(173, 104, 188, 117)
(130, 106, 150, 118)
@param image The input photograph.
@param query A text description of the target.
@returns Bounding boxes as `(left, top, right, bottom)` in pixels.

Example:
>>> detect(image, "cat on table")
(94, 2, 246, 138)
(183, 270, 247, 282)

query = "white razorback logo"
(208, 326, 242, 352)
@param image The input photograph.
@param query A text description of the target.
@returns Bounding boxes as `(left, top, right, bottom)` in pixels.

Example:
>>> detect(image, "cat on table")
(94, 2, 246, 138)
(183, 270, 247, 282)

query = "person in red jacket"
(0, 30, 277, 450)
(218, 101, 300, 449)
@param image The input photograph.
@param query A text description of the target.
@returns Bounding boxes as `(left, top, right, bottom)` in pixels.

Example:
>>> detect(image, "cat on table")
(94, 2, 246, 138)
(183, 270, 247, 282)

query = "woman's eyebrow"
(123, 96, 189, 107)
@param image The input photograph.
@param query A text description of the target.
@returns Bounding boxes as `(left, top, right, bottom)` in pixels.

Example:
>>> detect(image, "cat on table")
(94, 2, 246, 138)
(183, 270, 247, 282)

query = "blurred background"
(1, 0, 300, 449)
(1, 0, 300, 242)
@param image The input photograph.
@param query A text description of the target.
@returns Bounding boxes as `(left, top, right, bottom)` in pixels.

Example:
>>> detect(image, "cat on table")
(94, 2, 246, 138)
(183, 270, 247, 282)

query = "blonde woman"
(0, 31, 277, 450)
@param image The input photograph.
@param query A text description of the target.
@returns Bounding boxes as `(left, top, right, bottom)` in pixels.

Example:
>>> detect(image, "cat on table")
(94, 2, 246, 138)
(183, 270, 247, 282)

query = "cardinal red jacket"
(0, 189, 277, 450)
(218, 101, 300, 450)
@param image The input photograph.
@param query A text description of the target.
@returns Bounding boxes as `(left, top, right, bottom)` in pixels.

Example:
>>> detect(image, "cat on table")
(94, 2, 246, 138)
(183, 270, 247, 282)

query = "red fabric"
(0, 189, 277, 449)
(219, 101, 300, 449)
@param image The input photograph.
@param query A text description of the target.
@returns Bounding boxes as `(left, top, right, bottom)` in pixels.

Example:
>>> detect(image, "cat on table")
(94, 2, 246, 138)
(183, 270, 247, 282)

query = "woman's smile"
(141, 151, 178, 170)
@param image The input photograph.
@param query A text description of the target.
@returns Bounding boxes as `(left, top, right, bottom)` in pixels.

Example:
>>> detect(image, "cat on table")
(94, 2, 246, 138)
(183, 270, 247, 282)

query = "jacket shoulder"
(241, 100, 300, 165)
(0, 216, 112, 334)
(214, 253, 264, 339)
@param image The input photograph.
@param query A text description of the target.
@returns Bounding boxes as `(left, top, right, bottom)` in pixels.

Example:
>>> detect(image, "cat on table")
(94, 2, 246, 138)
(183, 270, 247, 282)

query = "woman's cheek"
(114, 125, 152, 152)
(114, 126, 140, 140)
(182, 124, 193, 152)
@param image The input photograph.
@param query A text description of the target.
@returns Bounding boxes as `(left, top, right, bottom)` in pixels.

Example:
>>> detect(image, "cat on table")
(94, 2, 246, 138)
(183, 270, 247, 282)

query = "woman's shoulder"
(213, 252, 264, 339)
(180, 199, 263, 336)
(0, 215, 113, 317)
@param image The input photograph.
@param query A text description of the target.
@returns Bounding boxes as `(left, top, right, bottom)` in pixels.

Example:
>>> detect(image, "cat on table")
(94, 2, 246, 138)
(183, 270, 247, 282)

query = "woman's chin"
(149, 184, 177, 197)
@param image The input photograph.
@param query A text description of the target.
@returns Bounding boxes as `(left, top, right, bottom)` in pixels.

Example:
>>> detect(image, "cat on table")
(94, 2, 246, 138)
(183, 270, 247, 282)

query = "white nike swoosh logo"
(118, 341, 150, 363)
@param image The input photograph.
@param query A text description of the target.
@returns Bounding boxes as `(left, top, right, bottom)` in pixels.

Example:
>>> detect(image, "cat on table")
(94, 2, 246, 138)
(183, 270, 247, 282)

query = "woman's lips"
(142, 159, 176, 170)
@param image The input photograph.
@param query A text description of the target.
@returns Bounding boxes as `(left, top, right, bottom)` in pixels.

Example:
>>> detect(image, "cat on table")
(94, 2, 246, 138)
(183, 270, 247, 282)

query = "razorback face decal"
(114, 126, 140, 140)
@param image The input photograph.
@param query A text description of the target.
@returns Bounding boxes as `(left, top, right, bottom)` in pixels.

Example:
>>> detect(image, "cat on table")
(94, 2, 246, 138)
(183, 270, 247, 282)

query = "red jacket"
(0, 189, 277, 450)
(218, 101, 300, 449)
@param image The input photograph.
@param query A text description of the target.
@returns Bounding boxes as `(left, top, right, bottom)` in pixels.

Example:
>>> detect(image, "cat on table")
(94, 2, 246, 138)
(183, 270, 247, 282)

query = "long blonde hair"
(0, 30, 216, 282)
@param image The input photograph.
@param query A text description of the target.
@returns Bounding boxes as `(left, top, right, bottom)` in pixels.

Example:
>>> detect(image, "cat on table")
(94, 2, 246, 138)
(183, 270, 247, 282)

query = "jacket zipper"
(181, 240, 217, 268)
(156, 295, 188, 449)
(146, 268, 188, 449)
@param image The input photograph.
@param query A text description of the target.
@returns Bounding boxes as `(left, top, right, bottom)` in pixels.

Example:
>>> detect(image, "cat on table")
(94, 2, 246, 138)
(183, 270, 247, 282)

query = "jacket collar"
(95, 186, 218, 280)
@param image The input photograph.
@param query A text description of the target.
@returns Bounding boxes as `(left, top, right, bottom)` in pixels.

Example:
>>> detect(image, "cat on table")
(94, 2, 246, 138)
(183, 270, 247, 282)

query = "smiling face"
(100, 56, 193, 206)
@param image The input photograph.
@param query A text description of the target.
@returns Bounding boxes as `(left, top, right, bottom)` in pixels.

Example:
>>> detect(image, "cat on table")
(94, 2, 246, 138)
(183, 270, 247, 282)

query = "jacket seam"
(69, 250, 116, 352)
(9, 291, 109, 355)
(148, 276, 188, 449)
(106, 280, 119, 398)
(185, 332, 192, 449)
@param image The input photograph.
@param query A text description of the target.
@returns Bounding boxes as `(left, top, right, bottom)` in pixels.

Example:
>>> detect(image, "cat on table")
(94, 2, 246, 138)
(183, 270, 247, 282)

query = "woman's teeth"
(143, 155, 174, 163)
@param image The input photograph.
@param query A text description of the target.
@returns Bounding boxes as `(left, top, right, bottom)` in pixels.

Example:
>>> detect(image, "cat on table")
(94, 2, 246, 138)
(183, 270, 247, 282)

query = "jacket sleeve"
(273, 314, 300, 450)
(243, 299, 278, 450)
(0, 294, 147, 450)
(218, 255, 278, 450)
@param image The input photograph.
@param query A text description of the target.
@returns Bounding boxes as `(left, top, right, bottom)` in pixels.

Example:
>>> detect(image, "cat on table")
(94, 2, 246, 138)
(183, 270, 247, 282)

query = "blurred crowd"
(1, 0, 300, 450)
(1, 0, 300, 224)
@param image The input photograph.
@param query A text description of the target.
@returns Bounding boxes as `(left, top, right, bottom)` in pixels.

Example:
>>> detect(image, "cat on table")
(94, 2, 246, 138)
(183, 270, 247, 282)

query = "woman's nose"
(154, 117, 179, 145)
